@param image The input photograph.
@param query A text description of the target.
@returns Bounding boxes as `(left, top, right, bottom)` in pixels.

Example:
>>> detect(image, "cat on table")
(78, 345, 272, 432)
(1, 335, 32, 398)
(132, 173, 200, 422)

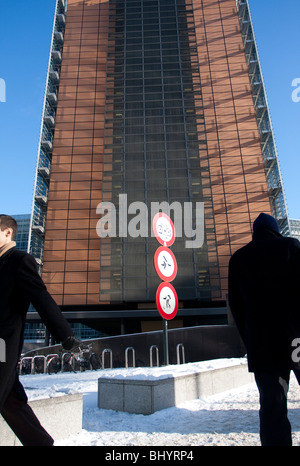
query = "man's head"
(0, 215, 18, 247)
(253, 213, 280, 235)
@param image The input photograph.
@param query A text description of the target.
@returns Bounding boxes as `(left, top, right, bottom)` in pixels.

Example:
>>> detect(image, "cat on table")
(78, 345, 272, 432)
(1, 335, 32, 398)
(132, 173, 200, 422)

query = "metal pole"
(163, 319, 169, 366)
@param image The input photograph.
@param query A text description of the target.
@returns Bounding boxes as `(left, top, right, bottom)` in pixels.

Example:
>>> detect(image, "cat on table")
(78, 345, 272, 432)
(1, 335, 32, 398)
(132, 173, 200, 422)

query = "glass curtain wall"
(100, 0, 221, 306)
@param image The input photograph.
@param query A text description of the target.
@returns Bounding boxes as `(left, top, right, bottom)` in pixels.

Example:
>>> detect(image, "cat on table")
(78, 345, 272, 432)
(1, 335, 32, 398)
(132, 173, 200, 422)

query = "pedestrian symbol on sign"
(156, 282, 178, 321)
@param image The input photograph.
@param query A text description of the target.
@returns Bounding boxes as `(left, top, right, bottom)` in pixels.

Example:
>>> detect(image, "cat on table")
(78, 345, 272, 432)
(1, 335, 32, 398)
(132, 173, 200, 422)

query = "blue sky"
(0, 0, 56, 216)
(0, 0, 299, 220)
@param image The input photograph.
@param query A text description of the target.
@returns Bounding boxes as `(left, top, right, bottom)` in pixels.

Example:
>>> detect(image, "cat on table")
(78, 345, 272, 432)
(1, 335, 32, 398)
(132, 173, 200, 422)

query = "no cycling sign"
(152, 212, 176, 248)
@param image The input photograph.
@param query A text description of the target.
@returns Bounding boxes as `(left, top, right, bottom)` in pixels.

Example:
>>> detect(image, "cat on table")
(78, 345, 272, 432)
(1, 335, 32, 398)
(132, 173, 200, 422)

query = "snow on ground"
(20, 358, 300, 447)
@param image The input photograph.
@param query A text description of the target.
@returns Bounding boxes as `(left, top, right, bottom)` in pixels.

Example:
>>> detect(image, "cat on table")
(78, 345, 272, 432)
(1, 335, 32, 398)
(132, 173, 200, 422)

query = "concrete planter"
(98, 362, 254, 415)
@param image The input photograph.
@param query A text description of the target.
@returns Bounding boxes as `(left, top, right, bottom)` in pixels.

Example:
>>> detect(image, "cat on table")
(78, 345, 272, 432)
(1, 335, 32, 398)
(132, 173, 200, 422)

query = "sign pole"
(163, 319, 169, 366)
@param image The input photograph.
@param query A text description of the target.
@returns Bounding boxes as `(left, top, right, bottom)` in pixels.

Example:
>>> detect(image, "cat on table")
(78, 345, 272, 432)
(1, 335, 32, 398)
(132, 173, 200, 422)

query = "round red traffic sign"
(152, 212, 175, 247)
(154, 246, 177, 282)
(156, 282, 178, 320)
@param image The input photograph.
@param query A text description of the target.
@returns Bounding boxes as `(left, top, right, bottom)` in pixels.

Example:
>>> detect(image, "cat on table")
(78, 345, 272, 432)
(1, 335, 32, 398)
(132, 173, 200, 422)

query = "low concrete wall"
(0, 393, 82, 446)
(98, 362, 254, 415)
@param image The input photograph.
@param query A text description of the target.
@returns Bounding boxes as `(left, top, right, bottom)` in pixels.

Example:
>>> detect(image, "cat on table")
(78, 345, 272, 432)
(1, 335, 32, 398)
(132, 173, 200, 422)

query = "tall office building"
(29, 0, 289, 335)
(14, 214, 31, 252)
(10, 214, 45, 341)
(290, 219, 300, 242)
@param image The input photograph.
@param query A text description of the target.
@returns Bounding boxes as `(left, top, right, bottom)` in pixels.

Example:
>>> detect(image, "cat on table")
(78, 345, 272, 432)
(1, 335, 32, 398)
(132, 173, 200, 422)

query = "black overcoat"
(228, 228, 300, 373)
(0, 247, 73, 411)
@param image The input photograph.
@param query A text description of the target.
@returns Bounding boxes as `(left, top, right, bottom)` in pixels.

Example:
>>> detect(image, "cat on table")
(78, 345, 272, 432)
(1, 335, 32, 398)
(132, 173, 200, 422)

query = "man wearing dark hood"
(228, 213, 300, 446)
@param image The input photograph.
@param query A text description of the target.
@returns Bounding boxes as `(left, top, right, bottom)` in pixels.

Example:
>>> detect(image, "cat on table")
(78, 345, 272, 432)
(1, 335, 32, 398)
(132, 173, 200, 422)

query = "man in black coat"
(0, 215, 79, 446)
(228, 212, 300, 446)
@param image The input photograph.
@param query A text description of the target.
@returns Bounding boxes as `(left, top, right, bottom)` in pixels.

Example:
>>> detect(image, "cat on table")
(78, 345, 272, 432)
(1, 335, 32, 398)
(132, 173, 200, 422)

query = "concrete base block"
(98, 363, 254, 415)
(0, 393, 83, 446)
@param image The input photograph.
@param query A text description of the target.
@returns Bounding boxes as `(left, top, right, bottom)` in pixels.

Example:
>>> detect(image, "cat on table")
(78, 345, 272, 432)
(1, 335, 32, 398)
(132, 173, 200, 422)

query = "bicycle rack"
(61, 352, 74, 372)
(19, 357, 34, 374)
(45, 353, 61, 373)
(101, 348, 113, 370)
(176, 344, 185, 365)
(32, 355, 46, 374)
(46, 353, 60, 361)
(149, 345, 159, 368)
(125, 347, 135, 369)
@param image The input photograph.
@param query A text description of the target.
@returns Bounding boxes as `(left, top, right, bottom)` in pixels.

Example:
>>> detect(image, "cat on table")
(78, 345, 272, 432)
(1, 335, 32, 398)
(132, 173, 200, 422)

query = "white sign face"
(156, 282, 178, 320)
(152, 213, 175, 247)
(154, 246, 177, 282)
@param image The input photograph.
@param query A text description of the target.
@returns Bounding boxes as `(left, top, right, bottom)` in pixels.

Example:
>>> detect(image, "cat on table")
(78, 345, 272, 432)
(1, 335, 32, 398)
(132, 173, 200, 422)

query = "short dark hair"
(0, 215, 18, 240)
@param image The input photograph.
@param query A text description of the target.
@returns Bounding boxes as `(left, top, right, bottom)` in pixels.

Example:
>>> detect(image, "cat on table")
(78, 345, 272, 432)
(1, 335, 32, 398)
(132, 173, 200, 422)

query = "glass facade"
(14, 214, 31, 252)
(29, 0, 67, 266)
(290, 220, 300, 242)
(100, 0, 220, 304)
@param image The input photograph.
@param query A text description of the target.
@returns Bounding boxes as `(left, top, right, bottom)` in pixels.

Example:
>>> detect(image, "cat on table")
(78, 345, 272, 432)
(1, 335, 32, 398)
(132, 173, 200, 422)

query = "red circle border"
(154, 246, 177, 282)
(152, 212, 175, 247)
(155, 282, 179, 320)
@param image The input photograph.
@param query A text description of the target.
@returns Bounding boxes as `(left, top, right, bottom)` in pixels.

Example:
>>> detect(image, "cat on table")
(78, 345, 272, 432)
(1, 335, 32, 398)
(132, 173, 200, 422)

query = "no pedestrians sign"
(156, 282, 178, 321)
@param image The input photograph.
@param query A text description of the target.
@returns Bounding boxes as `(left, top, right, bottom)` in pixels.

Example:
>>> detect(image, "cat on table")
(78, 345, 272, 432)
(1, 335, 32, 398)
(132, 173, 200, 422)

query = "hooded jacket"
(228, 214, 300, 373)
(0, 246, 73, 412)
